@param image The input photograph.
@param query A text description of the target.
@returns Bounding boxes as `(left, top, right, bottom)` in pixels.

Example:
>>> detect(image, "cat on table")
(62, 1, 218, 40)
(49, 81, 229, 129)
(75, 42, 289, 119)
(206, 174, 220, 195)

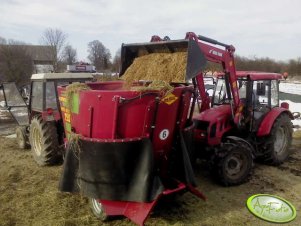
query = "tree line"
(0, 28, 300, 86)
(0, 28, 120, 86)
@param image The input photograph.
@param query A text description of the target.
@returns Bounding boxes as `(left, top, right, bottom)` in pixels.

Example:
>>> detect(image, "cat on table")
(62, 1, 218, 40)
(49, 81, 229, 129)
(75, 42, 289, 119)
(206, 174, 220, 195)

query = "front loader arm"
(120, 32, 243, 125)
(185, 32, 240, 109)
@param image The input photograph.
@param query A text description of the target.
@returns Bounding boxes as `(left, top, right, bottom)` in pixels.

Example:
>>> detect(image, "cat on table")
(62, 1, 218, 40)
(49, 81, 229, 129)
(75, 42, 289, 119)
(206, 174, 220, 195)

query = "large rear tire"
(29, 116, 60, 166)
(89, 198, 108, 221)
(261, 114, 293, 165)
(214, 138, 253, 186)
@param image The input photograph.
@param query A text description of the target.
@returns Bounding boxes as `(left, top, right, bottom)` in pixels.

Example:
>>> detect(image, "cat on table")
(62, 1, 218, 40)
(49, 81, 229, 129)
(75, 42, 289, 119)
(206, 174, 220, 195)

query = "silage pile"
(122, 52, 187, 89)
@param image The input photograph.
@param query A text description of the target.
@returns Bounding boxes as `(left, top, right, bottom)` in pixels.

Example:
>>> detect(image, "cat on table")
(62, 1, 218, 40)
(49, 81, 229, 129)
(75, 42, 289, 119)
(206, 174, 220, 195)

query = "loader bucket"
(120, 39, 207, 81)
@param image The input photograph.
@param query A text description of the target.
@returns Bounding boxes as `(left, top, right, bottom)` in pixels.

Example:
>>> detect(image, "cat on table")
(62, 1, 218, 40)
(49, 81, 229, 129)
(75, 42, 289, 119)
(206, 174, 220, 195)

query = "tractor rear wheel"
(29, 116, 60, 166)
(214, 139, 253, 186)
(89, 198, 108, 221)
(262, 114, 292, 165)
(16, 126, 30, 149)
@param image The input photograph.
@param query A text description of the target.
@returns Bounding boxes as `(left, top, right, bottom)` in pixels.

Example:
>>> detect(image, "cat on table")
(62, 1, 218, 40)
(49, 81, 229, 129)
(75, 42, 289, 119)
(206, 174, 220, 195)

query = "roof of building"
(0, 44, 53, 64)
(24, 45, 53, 63)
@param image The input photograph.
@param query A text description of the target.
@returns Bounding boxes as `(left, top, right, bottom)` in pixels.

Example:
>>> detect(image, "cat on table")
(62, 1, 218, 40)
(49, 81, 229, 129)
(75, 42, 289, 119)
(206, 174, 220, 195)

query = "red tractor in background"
(1, 72, 94, 165)
(122, 32, 293, 186)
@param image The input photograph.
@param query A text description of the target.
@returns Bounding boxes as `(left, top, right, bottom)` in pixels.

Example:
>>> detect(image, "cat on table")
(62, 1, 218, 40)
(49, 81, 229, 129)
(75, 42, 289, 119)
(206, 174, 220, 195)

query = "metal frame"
(1, 82, 29, 126)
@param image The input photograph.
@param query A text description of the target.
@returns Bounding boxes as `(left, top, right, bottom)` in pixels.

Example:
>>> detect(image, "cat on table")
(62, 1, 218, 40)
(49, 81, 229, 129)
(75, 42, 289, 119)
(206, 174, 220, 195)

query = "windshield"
(213, 78, 247, 105)
(213, 79, 227, 104)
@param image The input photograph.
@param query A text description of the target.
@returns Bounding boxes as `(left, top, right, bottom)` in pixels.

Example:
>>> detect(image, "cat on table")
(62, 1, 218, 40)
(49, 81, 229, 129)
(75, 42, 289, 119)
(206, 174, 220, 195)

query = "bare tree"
(0, 40, 33, 86)
(0, 36, 6, 44)
(87, 40, 111, 71)
(41, 28, 67, 72)
(112, 48, 121, 73)
(63, 45, 77, 65)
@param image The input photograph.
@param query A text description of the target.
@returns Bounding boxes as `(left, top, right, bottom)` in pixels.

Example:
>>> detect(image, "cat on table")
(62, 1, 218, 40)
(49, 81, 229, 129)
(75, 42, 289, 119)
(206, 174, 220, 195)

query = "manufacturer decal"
(209, 49, 223, 57)
(161, 93, 178, 105)
(159, 129, 169, 140)
(246, 194, 296, 223)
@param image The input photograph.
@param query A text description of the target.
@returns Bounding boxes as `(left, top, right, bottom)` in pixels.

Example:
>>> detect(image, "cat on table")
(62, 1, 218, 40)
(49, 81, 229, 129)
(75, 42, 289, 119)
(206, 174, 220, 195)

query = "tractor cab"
(213, 71, 281, 106)
(213, 71, 284, 131)
(29, 73, 94, 122)
(2, 73, 94, 125)
(1, 72, 94, 164)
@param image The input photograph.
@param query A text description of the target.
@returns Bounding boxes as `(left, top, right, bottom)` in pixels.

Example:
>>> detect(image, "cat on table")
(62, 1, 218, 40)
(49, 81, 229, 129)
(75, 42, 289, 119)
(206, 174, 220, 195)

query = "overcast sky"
(0, 0, 300, 62)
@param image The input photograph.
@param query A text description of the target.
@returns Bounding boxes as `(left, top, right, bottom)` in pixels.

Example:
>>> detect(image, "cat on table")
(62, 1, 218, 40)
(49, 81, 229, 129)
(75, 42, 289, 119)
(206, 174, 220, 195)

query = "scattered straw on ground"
(122, 52, 187, 87)
(1, 134, 301, 226)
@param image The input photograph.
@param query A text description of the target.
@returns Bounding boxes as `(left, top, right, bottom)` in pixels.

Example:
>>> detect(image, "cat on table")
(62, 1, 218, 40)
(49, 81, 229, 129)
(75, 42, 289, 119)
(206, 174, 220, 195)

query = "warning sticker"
(161, 93, 178, 105)
(64, 113, 71, 123)
(59, 96, 67, 103)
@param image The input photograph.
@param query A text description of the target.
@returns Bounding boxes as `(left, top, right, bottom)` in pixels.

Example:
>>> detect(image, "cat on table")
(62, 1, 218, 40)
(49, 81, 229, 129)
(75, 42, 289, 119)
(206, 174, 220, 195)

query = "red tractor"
(184, 34, 293, 185)
(201, 71, 293, 164)
(1, 72, 94, 165)
(121, 32, 293, 186)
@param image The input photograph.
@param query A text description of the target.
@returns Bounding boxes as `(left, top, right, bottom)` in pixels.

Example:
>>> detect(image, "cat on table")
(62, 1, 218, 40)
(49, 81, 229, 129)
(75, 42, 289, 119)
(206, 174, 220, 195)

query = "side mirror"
(256, 83, 266, 96)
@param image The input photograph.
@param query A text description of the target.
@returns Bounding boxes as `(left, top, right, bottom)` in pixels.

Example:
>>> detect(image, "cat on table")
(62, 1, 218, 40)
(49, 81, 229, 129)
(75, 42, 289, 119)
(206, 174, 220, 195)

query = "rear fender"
(41, 110, 61, 122)
(256, 108, 293, 137)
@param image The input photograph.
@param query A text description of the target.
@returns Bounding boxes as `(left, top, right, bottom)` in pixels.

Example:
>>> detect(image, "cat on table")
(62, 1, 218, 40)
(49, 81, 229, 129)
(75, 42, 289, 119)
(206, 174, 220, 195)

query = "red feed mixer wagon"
(56, 31, 295, 225)
(57, 81, 206, 225)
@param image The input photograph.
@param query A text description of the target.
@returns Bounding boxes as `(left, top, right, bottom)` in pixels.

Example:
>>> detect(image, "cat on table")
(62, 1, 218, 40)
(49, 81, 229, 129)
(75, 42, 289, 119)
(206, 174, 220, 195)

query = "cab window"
(46, 82, 58, 109)
(271, 80, 279, 107)
(213, 79, 229, 104)
(31, 81, 43, 110)
(252, 80, 269, 107)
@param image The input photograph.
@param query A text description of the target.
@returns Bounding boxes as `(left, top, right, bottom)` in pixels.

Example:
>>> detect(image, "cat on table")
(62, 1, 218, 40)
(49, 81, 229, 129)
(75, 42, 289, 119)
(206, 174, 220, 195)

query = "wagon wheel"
(29, 115, 60, 166)
(16, 126, 30, 149)
(89, 198, 109, 221)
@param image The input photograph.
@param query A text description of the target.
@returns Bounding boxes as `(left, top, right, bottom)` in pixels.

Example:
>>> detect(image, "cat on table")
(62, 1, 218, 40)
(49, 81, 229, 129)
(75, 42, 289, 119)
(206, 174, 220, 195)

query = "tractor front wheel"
(29, 116, 60, 166)
(89, 198, 108, 221)
(214, 139, 253, 186)
(16, 126, 30, 149)
(262, 114, 293, 165)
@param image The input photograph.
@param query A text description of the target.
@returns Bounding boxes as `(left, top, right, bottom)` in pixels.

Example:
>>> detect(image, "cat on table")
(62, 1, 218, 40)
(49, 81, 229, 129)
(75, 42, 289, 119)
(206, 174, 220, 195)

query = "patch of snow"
(0, 109, 10, 120)
(291, 118, 301, 131)
(280, 100, 301, 131)
(5, 134, 16, 138)
(0, 101, 6, 107)
(279, 82, 301, 95)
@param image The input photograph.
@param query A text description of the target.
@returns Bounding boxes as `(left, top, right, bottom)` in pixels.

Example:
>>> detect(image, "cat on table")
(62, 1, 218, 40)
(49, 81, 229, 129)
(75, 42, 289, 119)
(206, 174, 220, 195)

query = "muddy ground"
(0, 119, 300, 226)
